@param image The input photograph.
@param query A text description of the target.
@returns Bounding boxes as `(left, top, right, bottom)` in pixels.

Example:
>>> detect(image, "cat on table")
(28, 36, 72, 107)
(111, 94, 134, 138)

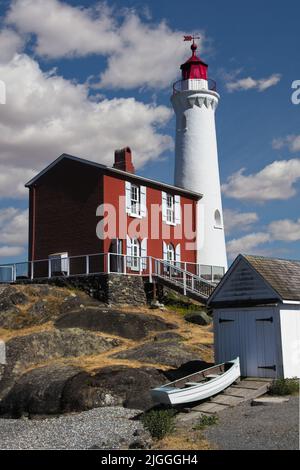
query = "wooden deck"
(177, 378, 272, 423)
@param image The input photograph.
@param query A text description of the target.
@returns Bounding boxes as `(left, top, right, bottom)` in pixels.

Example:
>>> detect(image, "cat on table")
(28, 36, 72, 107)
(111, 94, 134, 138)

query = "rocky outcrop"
(19, 274, 148, 305)
(185, 311, 212, 326)
(0, 365, 167, 417)
(0, 364, 82, 417)
(0, 329, 121, 398)
(61, 366, 167, 412)
(55, 309, 177, 340)
(113, 340, 202, 367)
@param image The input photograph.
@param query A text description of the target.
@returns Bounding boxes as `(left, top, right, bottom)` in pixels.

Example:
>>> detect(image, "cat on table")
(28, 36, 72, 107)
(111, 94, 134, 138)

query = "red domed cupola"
(180, 41, 208, 81)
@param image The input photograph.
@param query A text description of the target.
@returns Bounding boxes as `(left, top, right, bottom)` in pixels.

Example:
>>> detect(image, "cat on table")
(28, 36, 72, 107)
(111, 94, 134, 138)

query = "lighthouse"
(171, 38, 228, 275)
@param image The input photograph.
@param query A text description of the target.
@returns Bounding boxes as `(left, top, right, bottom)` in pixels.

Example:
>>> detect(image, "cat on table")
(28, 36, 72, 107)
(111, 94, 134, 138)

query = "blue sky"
(0, 0, 299, 265)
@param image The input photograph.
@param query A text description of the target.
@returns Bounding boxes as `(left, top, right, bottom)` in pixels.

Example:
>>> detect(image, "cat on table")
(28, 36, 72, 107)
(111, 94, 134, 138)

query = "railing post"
(48, 259, 51, 279)
(149, 257, 152, 283)
(123, 255, 127, 275)
(67, 257, 70, 277)
(30, 261, 34, 280)
(107, 253, 110, 274)
(139, 257, 142, 275)
(183, 270, 186, 296)
(86, 256, 90, 275)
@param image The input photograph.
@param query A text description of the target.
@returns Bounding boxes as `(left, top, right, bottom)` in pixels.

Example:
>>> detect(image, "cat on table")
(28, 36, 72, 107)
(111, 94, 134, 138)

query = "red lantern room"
(180, 42, 208, 81)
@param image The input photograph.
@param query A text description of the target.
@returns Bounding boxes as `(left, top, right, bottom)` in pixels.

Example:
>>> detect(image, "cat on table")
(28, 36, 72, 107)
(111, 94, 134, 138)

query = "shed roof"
(208, 254, 300, 306)
(244, 255, 300, 302)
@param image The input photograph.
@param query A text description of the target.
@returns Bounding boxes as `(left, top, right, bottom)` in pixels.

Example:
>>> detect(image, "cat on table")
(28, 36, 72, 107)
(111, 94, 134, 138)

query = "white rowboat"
(151, 357, 240, 405)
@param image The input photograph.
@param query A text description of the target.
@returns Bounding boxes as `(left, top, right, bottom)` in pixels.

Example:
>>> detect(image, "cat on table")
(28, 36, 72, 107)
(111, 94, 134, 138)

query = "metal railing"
(173, 78, 217, 95)
(153, 258, 215, 299)
(0, 252, 217, 299)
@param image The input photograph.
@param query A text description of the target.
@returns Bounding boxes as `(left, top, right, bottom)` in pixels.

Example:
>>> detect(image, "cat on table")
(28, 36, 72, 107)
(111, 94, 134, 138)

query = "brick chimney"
(113, 147, 135, 174)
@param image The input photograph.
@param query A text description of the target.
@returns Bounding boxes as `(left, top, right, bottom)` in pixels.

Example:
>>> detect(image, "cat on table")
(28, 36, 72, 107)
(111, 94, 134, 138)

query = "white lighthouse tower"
(171, 39, 227, 277)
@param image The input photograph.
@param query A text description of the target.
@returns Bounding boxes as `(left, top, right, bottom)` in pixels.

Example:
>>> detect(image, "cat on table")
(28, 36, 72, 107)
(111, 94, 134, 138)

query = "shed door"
(216, 308, 277, 378)
(254, 310, 277, 378)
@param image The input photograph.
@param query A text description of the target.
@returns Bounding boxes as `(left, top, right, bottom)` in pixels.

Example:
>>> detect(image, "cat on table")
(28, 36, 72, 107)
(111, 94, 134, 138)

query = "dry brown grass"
(0, 322, 54, 342)
(152, 430, 214, 450)
(0, 291, 214, 370)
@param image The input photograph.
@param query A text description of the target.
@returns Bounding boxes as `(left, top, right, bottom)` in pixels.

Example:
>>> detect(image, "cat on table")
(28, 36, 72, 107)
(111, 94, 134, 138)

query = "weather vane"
(183, 35, 200, 45)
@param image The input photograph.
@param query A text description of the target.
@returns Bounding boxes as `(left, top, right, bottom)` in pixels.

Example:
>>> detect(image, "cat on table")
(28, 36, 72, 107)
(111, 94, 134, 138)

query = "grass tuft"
(142, 409, 176, 440)
(269, 378, 299, 396)
(193, 414, 219, 430)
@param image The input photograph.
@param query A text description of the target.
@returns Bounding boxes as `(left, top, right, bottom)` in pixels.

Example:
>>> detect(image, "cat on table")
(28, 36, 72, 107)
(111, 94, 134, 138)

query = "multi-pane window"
(131, 185, 140, 216)
(166, 194, 175, 224)
(131, 238, 140, 270)
(167, 243, 175, 263)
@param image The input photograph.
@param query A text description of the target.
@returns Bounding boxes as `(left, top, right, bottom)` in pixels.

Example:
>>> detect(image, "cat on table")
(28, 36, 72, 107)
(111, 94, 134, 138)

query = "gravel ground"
(204, 396, 299, 450)
(0, 407, 144, 450)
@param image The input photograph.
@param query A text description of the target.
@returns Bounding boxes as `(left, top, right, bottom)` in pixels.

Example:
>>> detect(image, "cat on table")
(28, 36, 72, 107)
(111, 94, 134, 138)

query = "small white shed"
(208, 255, 300, 379)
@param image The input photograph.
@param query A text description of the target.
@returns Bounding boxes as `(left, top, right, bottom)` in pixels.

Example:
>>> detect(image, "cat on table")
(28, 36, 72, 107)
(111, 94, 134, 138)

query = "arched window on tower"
(214, 209, 222, 229)
(181, 114, 187, 131)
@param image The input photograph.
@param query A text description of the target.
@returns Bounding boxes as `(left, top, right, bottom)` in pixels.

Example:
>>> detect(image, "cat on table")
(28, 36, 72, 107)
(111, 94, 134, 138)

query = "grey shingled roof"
(244, 255, 300, 301)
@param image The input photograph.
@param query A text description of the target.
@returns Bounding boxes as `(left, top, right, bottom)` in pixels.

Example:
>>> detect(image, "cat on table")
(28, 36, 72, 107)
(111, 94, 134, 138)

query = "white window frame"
(214, 209, 223, 230)
(130, 184, 140, 217)
(162, 192, 181, 226)
(166, 194, 175, 225)
(131, 238, 140, 271)
(166, 243, 175, 263)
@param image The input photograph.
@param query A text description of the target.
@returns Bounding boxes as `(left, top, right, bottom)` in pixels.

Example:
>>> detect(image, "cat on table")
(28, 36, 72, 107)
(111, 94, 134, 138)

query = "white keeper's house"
(208, 255, 300, 379)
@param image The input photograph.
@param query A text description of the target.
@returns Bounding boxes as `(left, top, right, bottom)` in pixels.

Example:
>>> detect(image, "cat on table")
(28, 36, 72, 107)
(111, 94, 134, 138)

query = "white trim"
(140, 186, 147, 218)
(141, 238, 147, 270)
(125, 181, 131, 214)
(282, 300, 300, 305)
(162, 241, 168, 261)
(162, 192, 167, 223)
(175, 195, 181, 225)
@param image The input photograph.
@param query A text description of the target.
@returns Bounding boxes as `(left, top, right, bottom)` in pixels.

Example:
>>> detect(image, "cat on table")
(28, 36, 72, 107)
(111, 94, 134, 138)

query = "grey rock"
(0, 328, 121, 399)
(55, 308, 177, 340)
(61, 366, 167, 412)
(0, 365, 167, 417)
(114, 340, 202, 367)
(0, 364, 82, 417)
(185, 311, 212, 326)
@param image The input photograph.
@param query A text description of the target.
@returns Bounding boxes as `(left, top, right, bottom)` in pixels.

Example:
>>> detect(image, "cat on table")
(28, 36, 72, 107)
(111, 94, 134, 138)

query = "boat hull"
(151, 358, 240, 406)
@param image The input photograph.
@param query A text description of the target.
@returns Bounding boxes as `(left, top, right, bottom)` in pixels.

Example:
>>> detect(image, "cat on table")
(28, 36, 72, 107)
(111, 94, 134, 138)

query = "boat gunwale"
(154, 358, 240, 393)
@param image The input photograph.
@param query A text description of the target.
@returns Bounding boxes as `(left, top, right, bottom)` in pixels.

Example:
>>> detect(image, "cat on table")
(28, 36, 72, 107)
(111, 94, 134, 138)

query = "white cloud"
(6, 0, 202, 90)
(227, 232, 271, 259)
(226, 216, 300, 260)
(223, 209, 258, 234)
(0, 245, 25, 257)
(6, 0, 120, 58)
(0, 53, 173, 199)
(268, 218, 300, 242)
(0, 165, 35, 198)
(226, 73, 281, 93)
(0, 207, 28, 257)
(0, 28, 24, 64)
(98, 14, 192, 90)
(272, 135, 300, 153)
(222, 159, 300, 201)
